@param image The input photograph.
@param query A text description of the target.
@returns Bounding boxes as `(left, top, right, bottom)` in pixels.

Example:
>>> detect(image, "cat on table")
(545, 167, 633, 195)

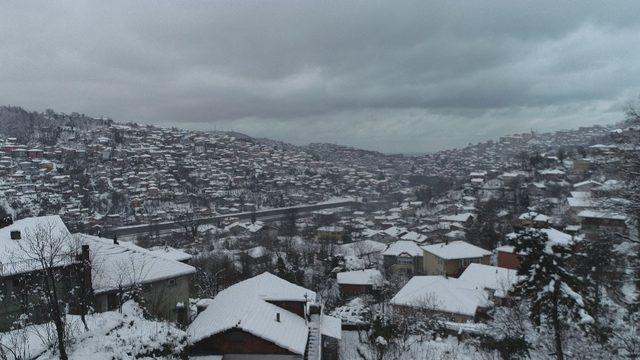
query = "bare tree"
(177, 208, 202, 244)
(113, 254, 152, 313)
(0, 320, 29, 360)
(191, 253, 239, 298)
(13, 221, 79, 360)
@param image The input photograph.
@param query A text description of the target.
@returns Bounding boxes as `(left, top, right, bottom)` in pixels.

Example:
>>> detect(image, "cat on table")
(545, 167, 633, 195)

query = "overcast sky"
(1, 1, 639, 153)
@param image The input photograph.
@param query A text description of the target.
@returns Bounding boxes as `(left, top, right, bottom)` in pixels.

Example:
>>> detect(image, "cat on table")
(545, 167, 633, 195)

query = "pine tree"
(511, 229, 593, 360)
(276, 256, 293, 282)
(574, 233, 622, 323)
(468, 198, 501, 250)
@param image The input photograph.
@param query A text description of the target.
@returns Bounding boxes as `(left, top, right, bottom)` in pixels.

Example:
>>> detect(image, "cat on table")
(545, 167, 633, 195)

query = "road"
(103, 199, 360, 238)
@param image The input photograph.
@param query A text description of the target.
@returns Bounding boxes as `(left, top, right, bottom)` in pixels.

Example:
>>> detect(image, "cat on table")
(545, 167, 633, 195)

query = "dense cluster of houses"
(323, 125, 635, 335)
(0, 122, 404, 235)
(0, 114, 635, 358)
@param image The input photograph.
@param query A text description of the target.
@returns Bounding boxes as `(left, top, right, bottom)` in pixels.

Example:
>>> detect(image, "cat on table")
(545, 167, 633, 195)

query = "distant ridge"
(0, 106, 111, 143)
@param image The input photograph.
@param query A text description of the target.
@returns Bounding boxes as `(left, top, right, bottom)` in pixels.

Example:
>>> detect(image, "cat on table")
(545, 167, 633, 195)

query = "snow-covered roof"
(400, 231, 428, 243)
(320, 314, 342, 339)
(382, 240, 424, 257)
(337, 269, 383, 286)
(0, 215, 78, 276)
(577, 210, 627, 221)
(78, 234, 196, 293)
(569, 191, 591, 199)
(148, 245, 192, 262)
(337, 240, 386, 257)
(597, 179, 624, 191)
(317, 225, 344, 232)
(495, 245, 515, 253)
(422, 241, 491, 260)
(458, 263, 519, 297)
(361, 228, 382, 238)
(538, 168, 565, 175)
(226, 220, 265, 233)
(567, 197, 595, 208)
(518, 211, 549, 222)
(573, 180, 602, 188)
(390, 276, 489, 317)
(540, 228, 573, 247)
(188, 272, 317, 355)
(245, 245, 268, 258)
(439, 213, 474, 223)
(531, 181, 546, 189)
(382, 226, 408, 238)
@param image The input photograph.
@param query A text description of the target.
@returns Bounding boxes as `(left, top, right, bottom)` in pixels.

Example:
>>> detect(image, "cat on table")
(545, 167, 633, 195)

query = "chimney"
(10, 230, 21, 240)
(113, 235, 119, 245)
(276, 313, 280, 322)
(81, 244, 90, 261)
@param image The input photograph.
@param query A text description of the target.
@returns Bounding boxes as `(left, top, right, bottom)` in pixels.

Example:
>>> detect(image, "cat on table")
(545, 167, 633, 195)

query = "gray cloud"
(1, 1, 639, 152)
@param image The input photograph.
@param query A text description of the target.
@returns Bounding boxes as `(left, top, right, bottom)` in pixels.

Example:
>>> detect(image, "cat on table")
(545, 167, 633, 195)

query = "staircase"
(305, 314, 322, 360)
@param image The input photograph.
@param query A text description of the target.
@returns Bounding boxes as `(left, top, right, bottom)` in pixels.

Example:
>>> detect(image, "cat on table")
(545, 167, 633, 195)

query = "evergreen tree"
(276, 256, 293, 282)
(511, 229, 593, 360)
(468, 198, 501, 250)
(574, 232, 622, 323)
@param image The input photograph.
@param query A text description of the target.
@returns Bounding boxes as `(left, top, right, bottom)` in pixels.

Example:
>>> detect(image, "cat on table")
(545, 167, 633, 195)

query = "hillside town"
(0, 105, 637, 360)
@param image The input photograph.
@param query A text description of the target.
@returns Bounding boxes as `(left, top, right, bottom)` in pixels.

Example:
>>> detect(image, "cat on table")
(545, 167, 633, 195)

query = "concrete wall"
(94, 274, 192, 324)
(424, 253, 491, 277)
(384, 255, 424, 276)
(423, 251, 445, 275)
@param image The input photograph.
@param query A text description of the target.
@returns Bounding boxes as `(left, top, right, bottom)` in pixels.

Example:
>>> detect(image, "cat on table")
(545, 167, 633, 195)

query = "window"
(168, 278, 177, 287)
(397, 255, 413, 265)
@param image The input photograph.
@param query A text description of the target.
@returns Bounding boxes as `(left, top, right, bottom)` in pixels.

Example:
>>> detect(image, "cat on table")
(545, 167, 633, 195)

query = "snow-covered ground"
(331, 298, 369, 327)
(0, 302, 187, 360)
(339, 330, 485, 360)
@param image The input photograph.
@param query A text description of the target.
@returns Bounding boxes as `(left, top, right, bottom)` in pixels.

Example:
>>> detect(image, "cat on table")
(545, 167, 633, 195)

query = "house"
(241, 245, 270, 272)
(571, 159, 592, 175)
(336, 240, 386, 267)
(516, 211, 551, 229)
(422, 240, 491, 277)
(573, 180, 603, 192)
(336, 269, 383, 298)
(400, 231, 428, 244)
(78, 234, 196, 324)
(390, 276, 490, 323)
(538, 168, 565, 181)
(361, 228, 387, 243)
(381, 226, 408, 242)
(317, 226, 345, 243)
(495, 245, 522, 270)
(439, 213, 475, 228)
(458, 263, 519, 304)
(0, 216, 91, 331)
(499, 228, 574, 270)
(226, 221, 270, 238)
(527, 182, 547, 198)
(382, 240, 425, 276)
(577, 210, 628, 238)
(188, 272, 341, 360)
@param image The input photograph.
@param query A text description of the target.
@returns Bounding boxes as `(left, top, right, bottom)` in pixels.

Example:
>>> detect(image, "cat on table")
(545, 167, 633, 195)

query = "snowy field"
(339, 330, 485, 360)
(0, 302, 186, 360)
